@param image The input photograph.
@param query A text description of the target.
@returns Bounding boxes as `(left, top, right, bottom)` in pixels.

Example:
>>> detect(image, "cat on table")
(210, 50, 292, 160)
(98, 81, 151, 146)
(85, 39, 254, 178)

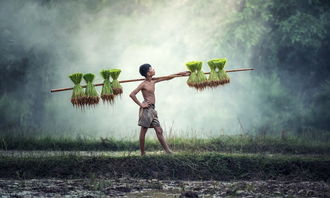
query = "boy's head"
(139, 63, 155, 78)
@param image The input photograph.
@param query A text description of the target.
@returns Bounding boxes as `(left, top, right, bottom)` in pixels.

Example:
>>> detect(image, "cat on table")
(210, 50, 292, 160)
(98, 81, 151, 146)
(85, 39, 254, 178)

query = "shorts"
(138, 104, 161, 128)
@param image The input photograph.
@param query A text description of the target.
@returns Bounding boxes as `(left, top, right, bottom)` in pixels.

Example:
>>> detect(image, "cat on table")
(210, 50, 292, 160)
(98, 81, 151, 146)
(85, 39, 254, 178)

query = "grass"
(186, 61, 199, 88)
(109, 68, 122, 95)
(1, 129, 328, 180)
(83, 73, 99, 105)
(207, 59, 220, 87)
(100, 69, 114, 104)
(0, 132, 329, 154)
(0, 152, 329, 180)
(68, 72, 85, 108)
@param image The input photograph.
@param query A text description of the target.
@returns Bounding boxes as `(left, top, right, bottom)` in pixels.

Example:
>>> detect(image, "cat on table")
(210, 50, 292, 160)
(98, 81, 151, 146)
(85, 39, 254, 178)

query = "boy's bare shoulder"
(138, 80, 146, 89)
(137, 80, 156, 89)
(140, 80, 157, 84)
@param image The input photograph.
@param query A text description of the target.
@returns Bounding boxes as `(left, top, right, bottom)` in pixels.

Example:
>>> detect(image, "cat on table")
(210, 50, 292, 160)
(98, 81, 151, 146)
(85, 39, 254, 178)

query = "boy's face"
(147, 66, 155, 77)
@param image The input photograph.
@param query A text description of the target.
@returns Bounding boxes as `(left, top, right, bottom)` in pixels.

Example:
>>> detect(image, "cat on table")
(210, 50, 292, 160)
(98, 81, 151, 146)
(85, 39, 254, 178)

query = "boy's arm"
(129, 82, 149, 108)
(154, 76, 175, 83)
(154, 71, 191, 83)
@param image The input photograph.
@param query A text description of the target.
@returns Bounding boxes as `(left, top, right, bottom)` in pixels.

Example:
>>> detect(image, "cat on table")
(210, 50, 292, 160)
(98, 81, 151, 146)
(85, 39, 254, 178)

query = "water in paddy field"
(0, 178, 329, 197)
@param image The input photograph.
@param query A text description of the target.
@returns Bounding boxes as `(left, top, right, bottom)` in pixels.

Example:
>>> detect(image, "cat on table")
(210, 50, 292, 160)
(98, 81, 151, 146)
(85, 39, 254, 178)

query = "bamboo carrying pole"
(50, 68, 254, 93)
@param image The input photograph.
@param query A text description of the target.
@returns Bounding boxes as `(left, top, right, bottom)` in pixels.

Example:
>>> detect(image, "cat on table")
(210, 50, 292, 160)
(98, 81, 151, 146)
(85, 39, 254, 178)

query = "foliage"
(0, 152, 329, 180)
(109, 69, 123, 96)
(69, 73, 86, 108)
(100, 69, 114, 104)
(83, 73, 99, 106)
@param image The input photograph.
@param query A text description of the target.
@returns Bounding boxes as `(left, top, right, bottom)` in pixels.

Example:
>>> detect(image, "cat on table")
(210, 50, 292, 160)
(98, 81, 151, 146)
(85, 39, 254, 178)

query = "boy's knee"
(155, 126, 163, 135)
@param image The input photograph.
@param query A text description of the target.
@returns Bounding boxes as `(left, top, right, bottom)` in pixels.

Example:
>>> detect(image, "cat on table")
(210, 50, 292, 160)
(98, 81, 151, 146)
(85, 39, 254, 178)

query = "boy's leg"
(140, 126, 148, 155)
(154, 126, 173, 153)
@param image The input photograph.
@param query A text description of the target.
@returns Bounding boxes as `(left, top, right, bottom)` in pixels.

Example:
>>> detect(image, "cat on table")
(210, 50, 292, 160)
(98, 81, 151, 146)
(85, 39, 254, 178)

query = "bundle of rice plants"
(100, 69, 114, 104)
(195, 61, 208, 90)
(83, 73, 99, 106)
(185, 61, 198, 88)
(69, 73, 86, 108)
(208, 58, 230, 85)
(214, 58, 230, 85)
(207, 60, 221, 87)
(109, 69, 123, 95)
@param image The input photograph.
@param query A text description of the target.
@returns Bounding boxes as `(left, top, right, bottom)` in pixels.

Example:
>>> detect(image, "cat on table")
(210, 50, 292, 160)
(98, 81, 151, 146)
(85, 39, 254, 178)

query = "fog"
(2, 0, 327, 139)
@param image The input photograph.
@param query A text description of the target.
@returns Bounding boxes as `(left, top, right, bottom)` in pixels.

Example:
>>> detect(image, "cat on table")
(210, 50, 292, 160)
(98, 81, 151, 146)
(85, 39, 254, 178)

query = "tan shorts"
(138, 104, 160, 128)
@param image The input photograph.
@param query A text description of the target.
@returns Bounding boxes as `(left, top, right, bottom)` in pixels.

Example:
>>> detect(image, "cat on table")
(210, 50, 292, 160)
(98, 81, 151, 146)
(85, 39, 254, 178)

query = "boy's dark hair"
(139, 63, 151, 77)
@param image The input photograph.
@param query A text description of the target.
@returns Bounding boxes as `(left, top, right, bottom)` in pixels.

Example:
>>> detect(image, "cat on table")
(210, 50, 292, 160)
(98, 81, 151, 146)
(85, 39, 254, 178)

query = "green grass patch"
(1, 134, 329, 155)
(0, 152, 329, 181)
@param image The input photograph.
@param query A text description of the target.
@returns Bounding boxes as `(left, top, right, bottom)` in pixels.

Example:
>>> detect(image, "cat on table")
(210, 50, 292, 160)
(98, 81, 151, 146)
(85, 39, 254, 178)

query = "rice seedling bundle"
(109, 69, 123, 95)
(210, 58, 230, 85)
(83, 73, 100, 106)
(195, 61, 208, 90)
(100, 69, 114, 104)
(69, 73, 86, 108)
(207, 60, 221, 87)
(185, 61, 199, 88)
(186, 61, 207, 90)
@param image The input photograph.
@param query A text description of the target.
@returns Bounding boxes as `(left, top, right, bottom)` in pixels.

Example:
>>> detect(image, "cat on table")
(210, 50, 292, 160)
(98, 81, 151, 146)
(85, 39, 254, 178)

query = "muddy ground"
(0, 178, 329, 197)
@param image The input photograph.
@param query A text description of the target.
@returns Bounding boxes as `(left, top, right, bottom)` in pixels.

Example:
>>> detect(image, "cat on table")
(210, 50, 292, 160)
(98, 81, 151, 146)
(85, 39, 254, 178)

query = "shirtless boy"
(129, 63, 189, 156)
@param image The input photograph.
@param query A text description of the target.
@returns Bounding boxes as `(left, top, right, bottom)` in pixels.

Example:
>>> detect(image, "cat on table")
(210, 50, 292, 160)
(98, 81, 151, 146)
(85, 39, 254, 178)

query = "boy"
(129, 63, 189, 156)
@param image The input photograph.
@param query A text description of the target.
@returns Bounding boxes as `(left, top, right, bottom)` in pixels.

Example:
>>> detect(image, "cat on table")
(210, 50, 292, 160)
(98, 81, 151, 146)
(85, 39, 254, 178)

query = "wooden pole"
(50, 68, 254, 93)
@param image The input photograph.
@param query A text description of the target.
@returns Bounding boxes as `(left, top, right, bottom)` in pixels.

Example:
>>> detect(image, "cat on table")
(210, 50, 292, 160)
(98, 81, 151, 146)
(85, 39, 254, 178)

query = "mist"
(1, 0, 329, 139)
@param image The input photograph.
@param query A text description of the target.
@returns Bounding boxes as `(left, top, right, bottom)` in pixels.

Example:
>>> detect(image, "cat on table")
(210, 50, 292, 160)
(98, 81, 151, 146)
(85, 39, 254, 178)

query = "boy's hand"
(140, 102, 150, 108)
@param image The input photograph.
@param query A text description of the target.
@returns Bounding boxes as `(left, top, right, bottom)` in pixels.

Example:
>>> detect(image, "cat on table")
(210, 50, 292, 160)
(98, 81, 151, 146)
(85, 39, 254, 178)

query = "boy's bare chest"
(143, 82, 155, 93)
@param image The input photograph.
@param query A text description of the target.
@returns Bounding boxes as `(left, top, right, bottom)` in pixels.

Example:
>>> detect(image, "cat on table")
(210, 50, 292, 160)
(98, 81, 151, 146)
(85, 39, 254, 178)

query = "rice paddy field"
(1, 130, 329, 197)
